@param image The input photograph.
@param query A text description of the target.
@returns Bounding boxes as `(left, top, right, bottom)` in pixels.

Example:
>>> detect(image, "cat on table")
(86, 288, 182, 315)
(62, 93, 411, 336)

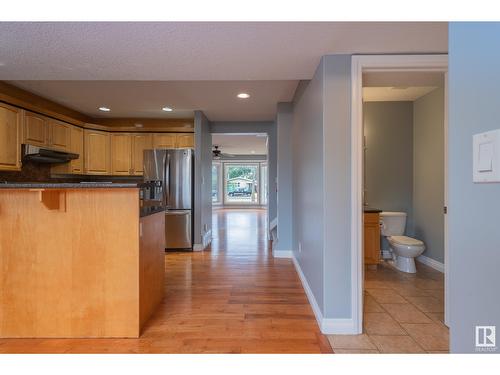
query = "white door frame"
(351, 55, 449, 333)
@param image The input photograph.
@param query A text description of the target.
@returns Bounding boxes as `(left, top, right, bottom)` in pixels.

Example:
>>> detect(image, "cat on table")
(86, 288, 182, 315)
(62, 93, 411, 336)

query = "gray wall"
(364, 102, 414, 237)
(276, 102, 293, 251)
(194, 111, 213, 247)
(292, 59, 325, 312)
(291, 55, 352, 319)
(448, 22, 500, 353)
(413, 88, 445, 263)
(211, 121, 277, 222)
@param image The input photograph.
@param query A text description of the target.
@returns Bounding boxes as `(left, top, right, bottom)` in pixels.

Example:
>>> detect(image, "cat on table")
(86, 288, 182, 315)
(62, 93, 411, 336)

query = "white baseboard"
(417, 254, 445, 273)
(193, 244, 203, 251)
(269, 217, 278, 231)
(273, 250, 293, 258)
(292, 256, 356, 335)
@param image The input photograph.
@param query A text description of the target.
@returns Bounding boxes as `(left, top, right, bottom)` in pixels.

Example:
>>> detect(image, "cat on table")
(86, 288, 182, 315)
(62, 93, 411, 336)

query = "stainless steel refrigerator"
(143, 149, 193, 250)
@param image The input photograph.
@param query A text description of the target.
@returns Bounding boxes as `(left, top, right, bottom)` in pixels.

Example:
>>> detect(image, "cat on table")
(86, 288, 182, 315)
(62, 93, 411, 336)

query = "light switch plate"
(473, 129, 500, 183)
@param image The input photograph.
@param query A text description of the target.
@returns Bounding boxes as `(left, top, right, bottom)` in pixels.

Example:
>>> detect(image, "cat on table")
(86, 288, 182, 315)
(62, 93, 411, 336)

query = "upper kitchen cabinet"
(24, 112, 48, 146)
(48, 120, 71, 151)
(0, 103, 22, 171)
(84, 129, 111, 175)
(152, 133, 194, 149)
(176, 133, 195, 148)
(153, 133, 177, 149)
(111, 133, 133, 175)
(131, 134, 153, 175)
(51, 125, 84, 175)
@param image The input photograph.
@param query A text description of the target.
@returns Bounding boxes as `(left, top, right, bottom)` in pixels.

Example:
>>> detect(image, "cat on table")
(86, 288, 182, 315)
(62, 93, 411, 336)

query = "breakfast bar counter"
(0, 185, 165, 338)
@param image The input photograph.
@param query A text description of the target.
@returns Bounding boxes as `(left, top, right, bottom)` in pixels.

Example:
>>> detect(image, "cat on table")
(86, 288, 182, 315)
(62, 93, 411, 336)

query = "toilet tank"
(380, 211, 407, 236)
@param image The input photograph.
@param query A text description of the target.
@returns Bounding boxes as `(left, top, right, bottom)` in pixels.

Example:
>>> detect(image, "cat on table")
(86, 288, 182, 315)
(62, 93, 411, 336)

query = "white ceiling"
(8, 80, 297, 121)
(363, 86, 438, 102)
(212, 134, 268, 155)
(0, 22, 448, 120)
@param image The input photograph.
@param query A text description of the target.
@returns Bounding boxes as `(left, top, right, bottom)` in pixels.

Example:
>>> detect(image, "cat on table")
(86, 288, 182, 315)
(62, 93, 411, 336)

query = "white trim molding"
(351, 54, 449, 336)
(417, 254, 445, 273)
(273, 250, 293, 258)
(292, 256, 356, 334)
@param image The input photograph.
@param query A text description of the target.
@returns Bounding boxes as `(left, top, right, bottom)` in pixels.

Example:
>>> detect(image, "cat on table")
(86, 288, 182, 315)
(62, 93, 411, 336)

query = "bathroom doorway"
(351, 55, 449, 339)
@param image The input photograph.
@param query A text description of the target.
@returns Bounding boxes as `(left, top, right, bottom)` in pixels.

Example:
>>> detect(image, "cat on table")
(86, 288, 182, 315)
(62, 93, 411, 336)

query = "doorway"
(351, 55, 449, 336)
(211, 133, 269, 255)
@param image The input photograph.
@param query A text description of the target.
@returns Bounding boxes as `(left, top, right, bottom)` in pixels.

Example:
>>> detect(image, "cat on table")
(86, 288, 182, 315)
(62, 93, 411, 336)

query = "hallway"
(0, 209, 330, 354)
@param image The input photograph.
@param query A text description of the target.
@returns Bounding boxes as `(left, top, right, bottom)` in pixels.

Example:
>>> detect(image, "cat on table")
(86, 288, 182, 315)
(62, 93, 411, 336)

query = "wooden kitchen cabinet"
(176, 133, 194, 148)
(0, 103, 22, 171)
(152, 133, 177, 149)
(51, 125, 84, 175)
(364, 212, 381, 265)
(48, 120, 71, 151)
(131, 134, 153, 175)
(111, 134, 133, 175)
(84, 129, 111, 175)
(24, 112, 48, 146)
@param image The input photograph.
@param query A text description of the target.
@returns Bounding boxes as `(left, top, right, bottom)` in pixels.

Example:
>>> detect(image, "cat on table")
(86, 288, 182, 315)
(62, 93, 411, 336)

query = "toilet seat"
(389, 235, 424, 247)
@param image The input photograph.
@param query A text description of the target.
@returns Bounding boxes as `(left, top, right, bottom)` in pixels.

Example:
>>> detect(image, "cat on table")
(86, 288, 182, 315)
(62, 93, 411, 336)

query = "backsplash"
(0, 161, 143, 183)
(0, 160, 53, 182)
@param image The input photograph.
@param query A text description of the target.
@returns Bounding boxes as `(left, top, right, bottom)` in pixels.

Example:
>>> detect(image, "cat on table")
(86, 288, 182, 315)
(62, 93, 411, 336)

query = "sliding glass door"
(212, 161, 268, 207)
(223, 163, 260, 205)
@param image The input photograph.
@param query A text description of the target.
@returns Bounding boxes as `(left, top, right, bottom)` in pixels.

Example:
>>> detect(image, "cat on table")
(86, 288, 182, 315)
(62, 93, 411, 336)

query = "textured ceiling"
(8, 80, 297, 121)
(212, 134, 268, 155)
(0, 22, 448, 120)
(0, 22, 447, 80)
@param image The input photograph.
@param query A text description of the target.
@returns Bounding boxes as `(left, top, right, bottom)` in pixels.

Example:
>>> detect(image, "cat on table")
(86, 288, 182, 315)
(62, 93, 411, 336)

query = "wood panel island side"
(0, 184, 165, 338)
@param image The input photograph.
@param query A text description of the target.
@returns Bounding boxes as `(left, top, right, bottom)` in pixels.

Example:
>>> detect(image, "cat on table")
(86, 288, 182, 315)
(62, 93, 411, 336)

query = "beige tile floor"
(328, 261, 448, 354)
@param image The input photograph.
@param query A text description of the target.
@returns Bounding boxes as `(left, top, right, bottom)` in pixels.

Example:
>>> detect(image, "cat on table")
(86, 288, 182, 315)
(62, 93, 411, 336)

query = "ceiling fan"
(212, 145, 235, 159)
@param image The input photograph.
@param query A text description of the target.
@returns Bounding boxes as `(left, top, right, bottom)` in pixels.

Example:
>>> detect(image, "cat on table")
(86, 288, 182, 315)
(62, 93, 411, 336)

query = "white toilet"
(379, 212, 425, 273)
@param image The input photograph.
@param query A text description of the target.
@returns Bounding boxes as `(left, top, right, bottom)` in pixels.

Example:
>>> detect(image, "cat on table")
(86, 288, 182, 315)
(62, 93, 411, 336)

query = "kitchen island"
(0, 183, 165, 338)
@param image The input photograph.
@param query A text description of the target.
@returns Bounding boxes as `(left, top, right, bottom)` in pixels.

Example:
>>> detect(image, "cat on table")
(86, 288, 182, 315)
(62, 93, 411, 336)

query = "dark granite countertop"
(364, 206, 382, 213)
(0, 182, 143, 189)
(140, 205, 166, 218)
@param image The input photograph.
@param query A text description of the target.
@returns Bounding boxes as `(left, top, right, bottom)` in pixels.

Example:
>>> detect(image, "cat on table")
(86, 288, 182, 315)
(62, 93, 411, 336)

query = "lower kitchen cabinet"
(0, 103, 22, 171)
(84, 129, 111, 175)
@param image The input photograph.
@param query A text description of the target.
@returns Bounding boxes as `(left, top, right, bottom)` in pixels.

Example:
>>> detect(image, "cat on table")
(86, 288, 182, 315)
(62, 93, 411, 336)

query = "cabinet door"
(132, 134, 153, 175)
(49, 120, 71, 151)
(69, 126, 84, 173)
(0, 103, 22, 171)
(176, 133, 194, 148)
(84, 130, 111, 175)
(152, 133, 176, 149)
(111, 134, 133, 175)
(364, 213, 381, 265)
(24, 112, 48, 146)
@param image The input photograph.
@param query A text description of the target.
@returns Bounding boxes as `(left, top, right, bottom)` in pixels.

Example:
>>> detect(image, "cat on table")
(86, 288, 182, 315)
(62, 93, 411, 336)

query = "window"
(260, 163, 268, 206)
(212, 163, 221, 203)
(224, 163, 259, 204)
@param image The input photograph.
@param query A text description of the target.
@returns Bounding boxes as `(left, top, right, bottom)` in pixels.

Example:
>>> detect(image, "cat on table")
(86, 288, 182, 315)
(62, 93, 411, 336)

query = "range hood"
(22, 144, 79, 164)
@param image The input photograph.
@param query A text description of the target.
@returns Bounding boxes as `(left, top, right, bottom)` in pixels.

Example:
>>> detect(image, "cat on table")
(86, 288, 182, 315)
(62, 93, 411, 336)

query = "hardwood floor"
(0, 208, 331, 354)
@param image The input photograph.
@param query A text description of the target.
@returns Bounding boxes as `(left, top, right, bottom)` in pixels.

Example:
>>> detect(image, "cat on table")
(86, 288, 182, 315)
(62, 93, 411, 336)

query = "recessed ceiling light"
(134, 123, 143, 128)
(237, 93, 250, 99)
(251, 150, 256, 154)
(98, 106, 111, 112)
(162, 106, 173, 112)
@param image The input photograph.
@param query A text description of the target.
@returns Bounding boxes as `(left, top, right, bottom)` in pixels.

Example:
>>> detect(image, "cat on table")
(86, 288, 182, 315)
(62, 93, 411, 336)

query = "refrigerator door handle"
(165, 153, 170, 207)
(166, 210, 191, 215)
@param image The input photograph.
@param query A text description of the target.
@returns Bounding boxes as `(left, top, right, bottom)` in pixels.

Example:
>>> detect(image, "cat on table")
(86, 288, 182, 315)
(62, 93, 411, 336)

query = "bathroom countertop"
(363, 207, 382, 213)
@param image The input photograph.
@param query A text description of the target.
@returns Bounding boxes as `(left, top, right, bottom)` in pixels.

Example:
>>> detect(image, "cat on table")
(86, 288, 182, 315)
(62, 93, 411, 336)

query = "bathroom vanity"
(364, 208, 382, 266)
